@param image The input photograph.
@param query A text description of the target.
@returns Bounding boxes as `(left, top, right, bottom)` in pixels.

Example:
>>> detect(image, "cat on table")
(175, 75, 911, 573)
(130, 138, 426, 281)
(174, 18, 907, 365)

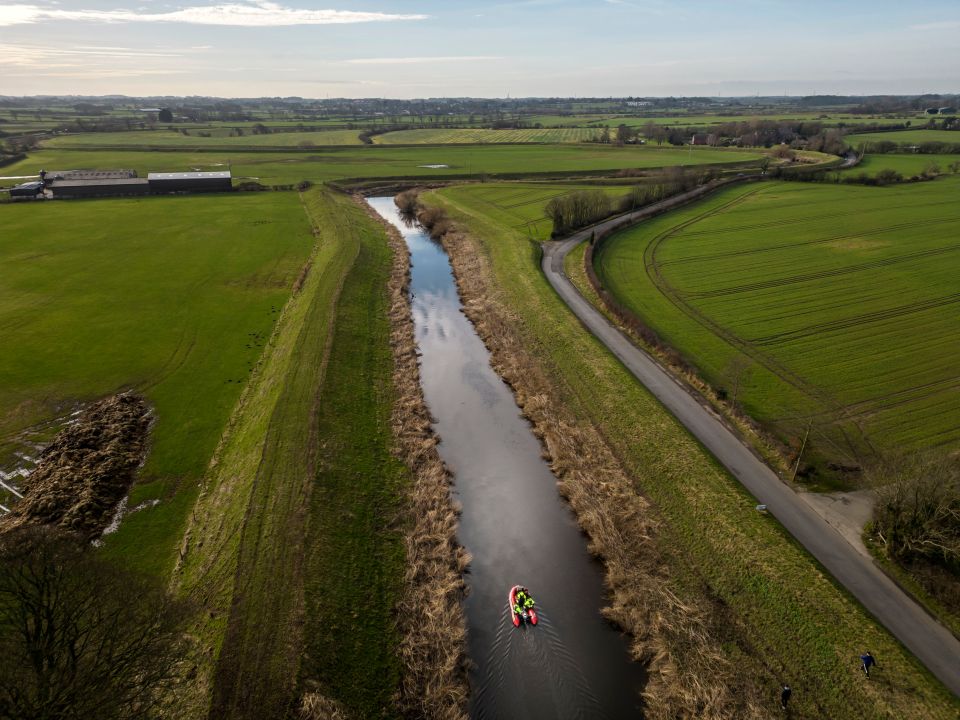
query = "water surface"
(368, 197, 645, 719)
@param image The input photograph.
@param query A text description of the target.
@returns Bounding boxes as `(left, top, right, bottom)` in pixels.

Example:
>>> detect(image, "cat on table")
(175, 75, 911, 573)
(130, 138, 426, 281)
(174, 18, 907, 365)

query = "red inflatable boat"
(509, 585, 538, 627)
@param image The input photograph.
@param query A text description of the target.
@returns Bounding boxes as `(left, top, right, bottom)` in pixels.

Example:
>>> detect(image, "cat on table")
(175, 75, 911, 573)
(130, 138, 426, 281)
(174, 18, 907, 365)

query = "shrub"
(394, 189, 419, 215)
(875, 168, 903, 186)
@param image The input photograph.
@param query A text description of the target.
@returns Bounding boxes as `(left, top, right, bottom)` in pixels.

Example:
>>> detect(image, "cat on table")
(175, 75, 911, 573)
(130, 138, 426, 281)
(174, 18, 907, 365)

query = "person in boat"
(515, 587, 535, 610)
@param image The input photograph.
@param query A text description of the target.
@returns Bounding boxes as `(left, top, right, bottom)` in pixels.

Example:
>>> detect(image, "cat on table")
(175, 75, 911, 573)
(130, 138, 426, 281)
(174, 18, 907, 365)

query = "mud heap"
(1, 392, 150, 540)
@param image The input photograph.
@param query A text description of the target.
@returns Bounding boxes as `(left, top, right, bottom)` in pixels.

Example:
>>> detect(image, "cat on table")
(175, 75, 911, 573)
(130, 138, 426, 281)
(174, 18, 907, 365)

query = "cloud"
(344, 56, 503, 65)
(0, 42, 202, 69)
(0, 1, 428, 27)
(909, 20, 960, 31)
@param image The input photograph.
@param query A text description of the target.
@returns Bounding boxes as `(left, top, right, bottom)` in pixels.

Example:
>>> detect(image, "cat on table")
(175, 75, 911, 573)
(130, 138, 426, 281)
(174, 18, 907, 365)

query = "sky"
(0, 0, 958, 98)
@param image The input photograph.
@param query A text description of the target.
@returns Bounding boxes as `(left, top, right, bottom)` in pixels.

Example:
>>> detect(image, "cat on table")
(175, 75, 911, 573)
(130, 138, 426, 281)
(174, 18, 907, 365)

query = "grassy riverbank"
(171, 189, 417, 719)
(295, 193, 410, 720)
(420, 185, 959, 718)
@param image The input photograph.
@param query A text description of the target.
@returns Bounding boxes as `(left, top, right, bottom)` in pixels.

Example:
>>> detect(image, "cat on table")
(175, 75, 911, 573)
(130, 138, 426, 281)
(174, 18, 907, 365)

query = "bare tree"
(0, 527, 188, 720)
(643, 121, 667, 145)
(868, 452, 960, 572)
(723, 355, 752, 409)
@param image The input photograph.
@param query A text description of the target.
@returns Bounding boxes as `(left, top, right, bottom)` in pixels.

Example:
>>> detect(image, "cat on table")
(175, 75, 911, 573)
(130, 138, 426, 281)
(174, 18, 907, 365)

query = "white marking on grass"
(93, 496, 161, 546)
(0, 479, 23, 498)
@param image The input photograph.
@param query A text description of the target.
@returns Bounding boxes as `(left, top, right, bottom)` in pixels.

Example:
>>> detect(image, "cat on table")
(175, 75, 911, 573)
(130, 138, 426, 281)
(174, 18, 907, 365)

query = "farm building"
(9, 181, 44, 199)
(147, 171, 232, 193)
(45, 169, 138, 181)
(51, 178, 150, 199)
(5, 168, 233, 200)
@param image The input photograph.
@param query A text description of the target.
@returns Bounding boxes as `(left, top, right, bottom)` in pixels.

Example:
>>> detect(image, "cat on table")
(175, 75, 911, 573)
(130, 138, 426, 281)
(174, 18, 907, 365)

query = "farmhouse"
(690, 133, 718, 146)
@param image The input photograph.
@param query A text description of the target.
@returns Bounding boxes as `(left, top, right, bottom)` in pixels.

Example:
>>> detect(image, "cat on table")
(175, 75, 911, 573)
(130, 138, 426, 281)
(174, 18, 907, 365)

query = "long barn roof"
(147, 171, 232, 180)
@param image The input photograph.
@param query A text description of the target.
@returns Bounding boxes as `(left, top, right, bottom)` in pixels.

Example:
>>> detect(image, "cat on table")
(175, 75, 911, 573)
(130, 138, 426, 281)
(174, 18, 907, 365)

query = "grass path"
(296, 194, 409, 719)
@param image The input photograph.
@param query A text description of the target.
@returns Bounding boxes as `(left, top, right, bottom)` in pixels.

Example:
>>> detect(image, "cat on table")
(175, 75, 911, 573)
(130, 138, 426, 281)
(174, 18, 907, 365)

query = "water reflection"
(367, 196, 645, 720)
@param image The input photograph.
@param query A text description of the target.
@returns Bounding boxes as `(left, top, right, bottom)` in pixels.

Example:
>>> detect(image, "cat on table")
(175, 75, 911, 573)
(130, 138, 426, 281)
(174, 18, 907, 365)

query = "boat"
(509, 585, 538, 627)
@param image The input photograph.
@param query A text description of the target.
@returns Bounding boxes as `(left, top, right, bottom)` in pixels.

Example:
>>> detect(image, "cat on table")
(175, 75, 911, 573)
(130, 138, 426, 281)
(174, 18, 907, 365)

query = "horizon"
(3, 92, 959, 101)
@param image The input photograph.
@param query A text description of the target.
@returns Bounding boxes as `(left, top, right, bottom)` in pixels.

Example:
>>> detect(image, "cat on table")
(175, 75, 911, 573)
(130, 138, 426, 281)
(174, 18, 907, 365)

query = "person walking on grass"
(780, 684, 791, 710)
(860, 651, 877, 678)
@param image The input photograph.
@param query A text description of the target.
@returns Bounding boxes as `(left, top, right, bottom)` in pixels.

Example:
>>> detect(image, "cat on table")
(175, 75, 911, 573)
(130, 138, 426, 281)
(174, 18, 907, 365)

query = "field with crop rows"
(0, 193, 316, 573)
(373, 127, 602, 144)
(594, 177, 960, 470)
(845, 129, 960, 145)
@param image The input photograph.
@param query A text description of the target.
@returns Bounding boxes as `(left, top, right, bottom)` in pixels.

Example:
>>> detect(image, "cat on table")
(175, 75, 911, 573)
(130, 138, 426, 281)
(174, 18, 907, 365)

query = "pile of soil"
(1, 392, 150, 541)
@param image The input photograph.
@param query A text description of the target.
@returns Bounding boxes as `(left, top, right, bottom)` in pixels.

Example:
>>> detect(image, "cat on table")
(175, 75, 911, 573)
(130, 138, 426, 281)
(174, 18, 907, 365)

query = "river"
(368, 197, 645, 719)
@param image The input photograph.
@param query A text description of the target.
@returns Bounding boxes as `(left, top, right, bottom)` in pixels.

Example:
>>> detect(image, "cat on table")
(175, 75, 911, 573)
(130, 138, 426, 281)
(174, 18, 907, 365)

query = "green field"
(0, 186, 415, 715)
(373, 127, 601, 144)
(2, 144, 766, 187)
(521, 114, 614, 126)
(46, 128, 364, 148)
(855, 153, 960, 176)
(589, 114, 928, 129)
(422, 183, 959, 718)
(0, 193, 316, 574)
(593, 178, 960, 472)
(430, 181, 637, 240)
(846, 129, 960, 145)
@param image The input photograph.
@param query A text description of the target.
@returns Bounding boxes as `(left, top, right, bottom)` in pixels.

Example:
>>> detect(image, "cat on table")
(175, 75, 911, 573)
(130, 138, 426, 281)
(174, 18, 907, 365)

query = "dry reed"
(358, 196, 470, 720)
(297, 692, 349, 720)
(414, 197, 768, 719)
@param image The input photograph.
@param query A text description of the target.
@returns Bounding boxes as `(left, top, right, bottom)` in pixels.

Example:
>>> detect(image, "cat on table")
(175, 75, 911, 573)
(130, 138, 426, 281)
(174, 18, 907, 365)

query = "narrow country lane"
(540, 187, 960, 697)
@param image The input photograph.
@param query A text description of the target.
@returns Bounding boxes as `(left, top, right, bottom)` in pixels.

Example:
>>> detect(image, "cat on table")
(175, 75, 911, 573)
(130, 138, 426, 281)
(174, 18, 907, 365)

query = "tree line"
(545, 168, 703, 236)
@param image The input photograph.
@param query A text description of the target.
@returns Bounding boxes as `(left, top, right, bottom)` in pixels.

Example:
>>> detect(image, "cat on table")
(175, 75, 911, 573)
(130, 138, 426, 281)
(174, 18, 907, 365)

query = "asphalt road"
(540, 187, 960, 697)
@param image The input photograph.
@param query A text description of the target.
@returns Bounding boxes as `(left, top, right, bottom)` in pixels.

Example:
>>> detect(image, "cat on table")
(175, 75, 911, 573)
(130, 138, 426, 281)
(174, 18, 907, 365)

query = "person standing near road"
(860, 651, 877, 678)
(780, 684, 791, 710)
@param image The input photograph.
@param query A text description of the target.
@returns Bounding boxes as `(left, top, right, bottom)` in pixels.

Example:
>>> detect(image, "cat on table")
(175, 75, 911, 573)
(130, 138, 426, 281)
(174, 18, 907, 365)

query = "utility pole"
(790, 422, 812, 483)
